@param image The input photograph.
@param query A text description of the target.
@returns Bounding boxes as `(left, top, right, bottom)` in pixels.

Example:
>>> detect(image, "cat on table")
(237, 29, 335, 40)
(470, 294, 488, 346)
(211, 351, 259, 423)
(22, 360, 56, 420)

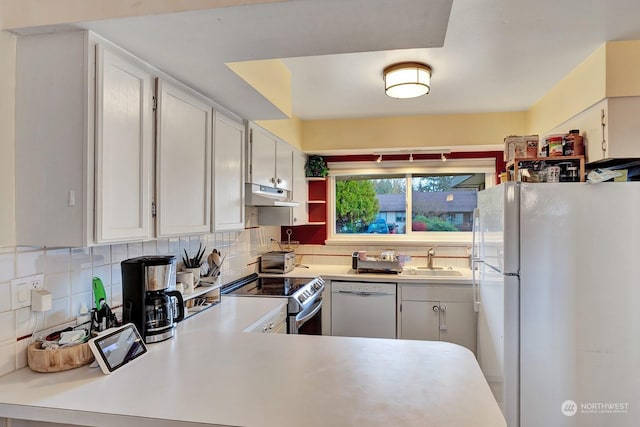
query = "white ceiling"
(71, 0, 640, 121)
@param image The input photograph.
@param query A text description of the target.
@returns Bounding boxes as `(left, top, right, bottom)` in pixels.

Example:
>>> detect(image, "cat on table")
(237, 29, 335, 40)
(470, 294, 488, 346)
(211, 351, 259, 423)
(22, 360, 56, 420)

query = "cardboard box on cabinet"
(504, 135, 539, 162)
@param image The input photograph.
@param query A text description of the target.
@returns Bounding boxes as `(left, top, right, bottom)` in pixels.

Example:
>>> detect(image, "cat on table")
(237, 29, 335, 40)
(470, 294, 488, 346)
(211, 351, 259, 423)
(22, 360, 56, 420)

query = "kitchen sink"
(409, 268, 464, 277)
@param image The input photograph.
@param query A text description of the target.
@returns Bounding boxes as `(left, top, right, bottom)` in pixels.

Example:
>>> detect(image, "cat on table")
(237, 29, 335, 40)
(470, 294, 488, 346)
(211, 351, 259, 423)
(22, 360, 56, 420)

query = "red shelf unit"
(307, 178, 327, 224)
(281, 178, 327, 245)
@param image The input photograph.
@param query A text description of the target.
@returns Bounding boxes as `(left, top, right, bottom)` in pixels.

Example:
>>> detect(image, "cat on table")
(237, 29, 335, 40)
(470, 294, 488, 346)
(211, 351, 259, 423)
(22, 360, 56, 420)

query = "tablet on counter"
(88, 323, 147, 375)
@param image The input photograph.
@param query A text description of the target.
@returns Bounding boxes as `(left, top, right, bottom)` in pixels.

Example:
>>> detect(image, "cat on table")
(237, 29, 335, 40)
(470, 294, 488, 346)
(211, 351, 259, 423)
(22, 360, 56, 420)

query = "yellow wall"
(0, 30, 15, 246)
(228, 58, 304, 149)
(227, 59, 292, 118)
(526, 45, 607, 135)
(606, 40, 640, 97)
(256, 116, 303, 150)
(0, 0, 286, 30)
(301, 112, 526, 153)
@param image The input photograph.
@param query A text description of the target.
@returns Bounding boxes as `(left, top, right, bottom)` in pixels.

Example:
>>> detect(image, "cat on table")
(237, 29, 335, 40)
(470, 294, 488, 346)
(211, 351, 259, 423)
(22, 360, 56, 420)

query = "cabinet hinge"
(152, 96, 157, 112)
(151, 202, 157, 217)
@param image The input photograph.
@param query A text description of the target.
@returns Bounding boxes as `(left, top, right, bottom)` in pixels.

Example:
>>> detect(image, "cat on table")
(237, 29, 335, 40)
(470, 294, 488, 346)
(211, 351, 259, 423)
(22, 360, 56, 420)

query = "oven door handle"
(296, 299, 322, 328)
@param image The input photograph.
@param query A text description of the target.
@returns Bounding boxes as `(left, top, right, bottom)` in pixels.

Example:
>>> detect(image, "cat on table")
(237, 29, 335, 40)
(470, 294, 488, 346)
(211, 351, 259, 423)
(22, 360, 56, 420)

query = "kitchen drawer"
(401, 284, 472, 302)
(244, 301, 287, 333)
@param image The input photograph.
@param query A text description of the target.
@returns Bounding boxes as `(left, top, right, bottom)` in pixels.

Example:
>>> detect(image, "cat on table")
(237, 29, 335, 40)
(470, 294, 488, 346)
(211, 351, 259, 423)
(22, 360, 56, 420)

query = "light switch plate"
(11, 274, 44, 310)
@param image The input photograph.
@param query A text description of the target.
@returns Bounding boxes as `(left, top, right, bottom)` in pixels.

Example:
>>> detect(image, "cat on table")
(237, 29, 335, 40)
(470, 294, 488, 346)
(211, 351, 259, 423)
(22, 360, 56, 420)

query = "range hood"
(245, 183, 299, 207)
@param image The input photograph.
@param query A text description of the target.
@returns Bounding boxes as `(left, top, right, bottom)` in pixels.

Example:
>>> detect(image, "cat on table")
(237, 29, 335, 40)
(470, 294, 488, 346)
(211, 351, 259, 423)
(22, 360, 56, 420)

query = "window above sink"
(326, 158, 496, 245)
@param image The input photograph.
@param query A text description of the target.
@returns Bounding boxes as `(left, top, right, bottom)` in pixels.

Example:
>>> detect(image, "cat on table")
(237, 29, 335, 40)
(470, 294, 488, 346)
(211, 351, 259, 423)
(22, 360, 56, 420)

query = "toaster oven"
(260, 251, 296, 274)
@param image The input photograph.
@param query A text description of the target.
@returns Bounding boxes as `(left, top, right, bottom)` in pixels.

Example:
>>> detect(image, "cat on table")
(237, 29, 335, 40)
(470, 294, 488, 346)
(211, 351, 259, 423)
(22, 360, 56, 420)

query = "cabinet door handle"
(432, 305, 439, 312)
(271, 177, 276, 184)
(276, 178, 282, 184)
(439, 304, 447, 331)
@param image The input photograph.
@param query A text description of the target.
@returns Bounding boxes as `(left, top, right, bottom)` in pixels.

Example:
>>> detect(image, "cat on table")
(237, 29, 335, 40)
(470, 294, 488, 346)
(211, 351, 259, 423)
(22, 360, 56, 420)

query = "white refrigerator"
(474, 182, 640, 427)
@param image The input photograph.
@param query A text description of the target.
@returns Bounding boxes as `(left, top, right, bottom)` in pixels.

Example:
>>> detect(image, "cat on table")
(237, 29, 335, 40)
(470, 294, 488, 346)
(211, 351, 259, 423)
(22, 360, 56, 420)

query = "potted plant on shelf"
(305, 155, 329, 177)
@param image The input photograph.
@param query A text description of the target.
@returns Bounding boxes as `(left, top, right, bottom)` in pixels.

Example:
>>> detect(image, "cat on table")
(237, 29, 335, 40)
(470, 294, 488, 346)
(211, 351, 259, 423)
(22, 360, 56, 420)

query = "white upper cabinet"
(213, 113, 245, 231)
(95, 45, 154, 243)
(255, 149, 307, 227)
(276, 139, 294, 191)
(247, 123, 293, 191)
(291, 150, 308, 226)
(15, 31, 154, 247)
(544, 97, 640, 163)
(155, 79, 212, 237)
(249, 124, 277, 187)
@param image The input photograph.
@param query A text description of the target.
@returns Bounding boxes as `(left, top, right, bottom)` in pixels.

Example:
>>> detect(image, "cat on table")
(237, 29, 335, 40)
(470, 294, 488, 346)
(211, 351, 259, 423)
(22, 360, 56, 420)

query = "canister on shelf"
(548, 136, 564, 157)
(565, 129, 584, 156)
(540, 139, 549, 157)
(547, 165, 561, 182)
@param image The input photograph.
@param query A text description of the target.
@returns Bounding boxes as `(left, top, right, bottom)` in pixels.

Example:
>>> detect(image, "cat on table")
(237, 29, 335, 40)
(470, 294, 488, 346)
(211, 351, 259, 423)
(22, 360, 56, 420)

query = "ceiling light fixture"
(383, 62, 431, 99)
(441, 153, 447, 162)
(377, 154, 383, 163)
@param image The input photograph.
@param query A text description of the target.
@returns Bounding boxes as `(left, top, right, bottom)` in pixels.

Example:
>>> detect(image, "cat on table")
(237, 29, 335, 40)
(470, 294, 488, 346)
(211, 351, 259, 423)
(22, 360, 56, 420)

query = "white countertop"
(263, 264, 473, 284)
(0, 295, 504, 427)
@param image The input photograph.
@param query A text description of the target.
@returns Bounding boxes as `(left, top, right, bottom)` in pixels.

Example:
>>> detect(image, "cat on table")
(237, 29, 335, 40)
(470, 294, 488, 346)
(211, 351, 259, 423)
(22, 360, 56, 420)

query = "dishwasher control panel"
(331, 281, 396, 295)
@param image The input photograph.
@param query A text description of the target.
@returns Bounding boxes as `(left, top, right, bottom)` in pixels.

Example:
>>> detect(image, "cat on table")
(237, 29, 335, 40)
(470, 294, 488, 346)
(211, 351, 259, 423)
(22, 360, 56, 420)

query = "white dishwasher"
(331, 281, 397, 338)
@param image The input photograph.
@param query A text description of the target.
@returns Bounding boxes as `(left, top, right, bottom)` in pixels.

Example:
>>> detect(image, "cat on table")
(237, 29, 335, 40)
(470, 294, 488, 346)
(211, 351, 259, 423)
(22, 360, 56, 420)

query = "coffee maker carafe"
(122, 256, 184, 343)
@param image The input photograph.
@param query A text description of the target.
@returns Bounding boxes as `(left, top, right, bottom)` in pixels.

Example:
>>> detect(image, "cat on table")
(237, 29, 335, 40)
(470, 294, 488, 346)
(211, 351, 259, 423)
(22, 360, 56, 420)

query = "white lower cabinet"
(399, 284, 477, 354)
(244, 302, 287, 334)
(155, 79, 212, 237)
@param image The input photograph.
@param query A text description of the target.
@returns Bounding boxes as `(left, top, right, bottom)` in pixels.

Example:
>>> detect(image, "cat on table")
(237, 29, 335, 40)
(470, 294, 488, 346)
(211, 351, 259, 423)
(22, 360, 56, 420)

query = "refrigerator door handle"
(471, 208, 480, 262)
(472, 208, 481, 312)
(472, 260, 480, 312)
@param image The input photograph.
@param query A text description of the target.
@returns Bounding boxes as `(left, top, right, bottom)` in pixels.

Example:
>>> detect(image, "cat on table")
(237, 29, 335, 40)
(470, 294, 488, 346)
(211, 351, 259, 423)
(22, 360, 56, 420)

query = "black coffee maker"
(122, 256, 184, 344)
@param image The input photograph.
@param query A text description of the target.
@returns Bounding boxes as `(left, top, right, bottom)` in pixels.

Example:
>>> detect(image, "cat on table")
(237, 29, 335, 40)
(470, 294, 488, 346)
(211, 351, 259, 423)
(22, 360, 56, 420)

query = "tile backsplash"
(0, 225, 279, 376)
(0, 228, 468, 377)
(293, 244, 471, 269)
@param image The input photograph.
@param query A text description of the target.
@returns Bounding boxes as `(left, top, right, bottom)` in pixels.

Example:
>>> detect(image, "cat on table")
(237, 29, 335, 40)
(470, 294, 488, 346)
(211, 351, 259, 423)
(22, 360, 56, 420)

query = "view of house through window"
(335, 173, 485, 235)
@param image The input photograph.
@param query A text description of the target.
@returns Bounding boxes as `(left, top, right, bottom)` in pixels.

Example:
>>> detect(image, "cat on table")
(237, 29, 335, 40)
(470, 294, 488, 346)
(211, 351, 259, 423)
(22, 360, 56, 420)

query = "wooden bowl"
(27, 341, 94, 373)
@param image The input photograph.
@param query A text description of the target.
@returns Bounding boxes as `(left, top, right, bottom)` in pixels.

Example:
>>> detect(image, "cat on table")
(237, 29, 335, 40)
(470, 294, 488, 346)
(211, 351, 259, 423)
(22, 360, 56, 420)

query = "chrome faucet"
(427, 247, 436, 269)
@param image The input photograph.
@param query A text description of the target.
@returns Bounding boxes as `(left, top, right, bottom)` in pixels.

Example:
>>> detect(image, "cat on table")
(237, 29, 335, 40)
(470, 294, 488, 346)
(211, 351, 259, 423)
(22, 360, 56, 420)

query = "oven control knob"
(299, 295, 306, 303)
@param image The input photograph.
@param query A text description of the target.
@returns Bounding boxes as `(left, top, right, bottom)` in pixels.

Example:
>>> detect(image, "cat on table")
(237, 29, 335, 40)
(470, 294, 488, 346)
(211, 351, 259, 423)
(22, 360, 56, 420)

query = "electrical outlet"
(11, 274, 45, 310)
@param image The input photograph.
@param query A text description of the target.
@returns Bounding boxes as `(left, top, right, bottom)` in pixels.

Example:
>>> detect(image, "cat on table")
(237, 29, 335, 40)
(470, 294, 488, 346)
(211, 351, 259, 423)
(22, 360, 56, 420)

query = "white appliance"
(331, 281, 396, 338)
(474, 182, 640, 427)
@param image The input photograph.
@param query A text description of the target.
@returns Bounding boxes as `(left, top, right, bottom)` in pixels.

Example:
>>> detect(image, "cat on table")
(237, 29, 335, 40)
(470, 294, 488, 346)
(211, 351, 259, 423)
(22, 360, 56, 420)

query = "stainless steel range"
(221, 274, 325, 335)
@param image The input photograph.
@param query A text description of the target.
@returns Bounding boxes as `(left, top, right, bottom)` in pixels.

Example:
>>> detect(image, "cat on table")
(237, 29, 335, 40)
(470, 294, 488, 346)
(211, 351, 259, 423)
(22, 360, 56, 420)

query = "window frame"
(326, 159, 496, 245)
